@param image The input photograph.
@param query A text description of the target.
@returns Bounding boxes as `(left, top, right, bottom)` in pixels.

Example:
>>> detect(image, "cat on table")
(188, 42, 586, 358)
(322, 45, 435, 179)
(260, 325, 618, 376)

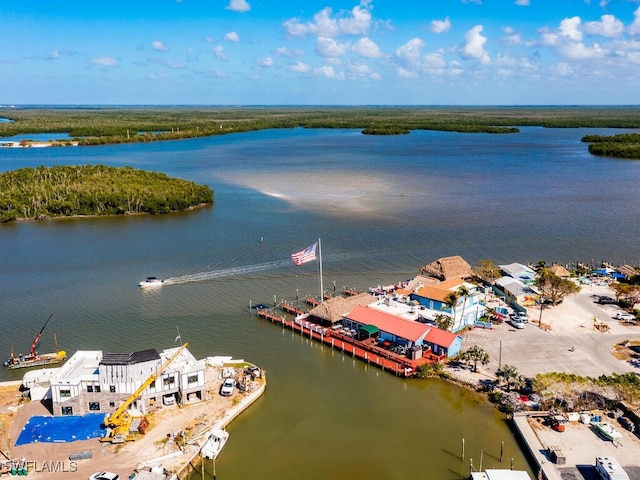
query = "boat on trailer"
(593, 422, 623, 441)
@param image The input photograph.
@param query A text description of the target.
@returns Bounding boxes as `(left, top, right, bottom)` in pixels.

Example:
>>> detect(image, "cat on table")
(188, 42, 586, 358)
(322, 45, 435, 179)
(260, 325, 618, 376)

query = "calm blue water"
(0, 132, 70, 141)
(2, 126, 640, 479)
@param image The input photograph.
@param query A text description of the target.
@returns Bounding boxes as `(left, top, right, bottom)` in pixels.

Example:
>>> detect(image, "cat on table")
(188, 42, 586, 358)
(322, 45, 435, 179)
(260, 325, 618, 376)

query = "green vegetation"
(535, 267, 580, 306)
(582, 133, 640, 159)
(458, 345, 490, 373)
(2, 106, 640, 146)
(0, 165, 213, 223)
(532, 371, 640, 407)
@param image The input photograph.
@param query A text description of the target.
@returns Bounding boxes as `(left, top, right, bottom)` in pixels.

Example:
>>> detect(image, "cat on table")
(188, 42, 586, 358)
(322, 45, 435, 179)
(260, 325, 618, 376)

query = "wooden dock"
(256, 309, 433, 377)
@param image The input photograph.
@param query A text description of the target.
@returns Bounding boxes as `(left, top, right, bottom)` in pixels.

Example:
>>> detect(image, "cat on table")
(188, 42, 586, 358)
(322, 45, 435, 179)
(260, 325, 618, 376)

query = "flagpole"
(318, 238, 324, 303)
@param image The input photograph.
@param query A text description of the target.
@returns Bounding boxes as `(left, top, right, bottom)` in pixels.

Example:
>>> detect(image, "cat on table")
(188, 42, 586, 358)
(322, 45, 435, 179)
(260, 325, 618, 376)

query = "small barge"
(4, 314, 66, 370)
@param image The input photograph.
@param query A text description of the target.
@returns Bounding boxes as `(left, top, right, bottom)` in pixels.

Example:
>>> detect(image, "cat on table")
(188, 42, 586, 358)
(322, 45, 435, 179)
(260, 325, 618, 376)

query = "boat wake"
(162, 259, 294, 285)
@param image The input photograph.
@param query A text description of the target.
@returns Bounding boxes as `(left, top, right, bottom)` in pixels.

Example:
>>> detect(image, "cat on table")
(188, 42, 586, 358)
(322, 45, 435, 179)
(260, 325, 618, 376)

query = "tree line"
(3, 106, 640, 147)
(582, 133, 640, 159)
(0, 165, 214, 222)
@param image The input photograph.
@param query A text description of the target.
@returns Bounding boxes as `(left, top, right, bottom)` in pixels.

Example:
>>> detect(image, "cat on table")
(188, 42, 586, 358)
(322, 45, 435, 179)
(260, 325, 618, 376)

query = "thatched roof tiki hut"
(419, 256, 475, 281)
(309, 293, 377, 324)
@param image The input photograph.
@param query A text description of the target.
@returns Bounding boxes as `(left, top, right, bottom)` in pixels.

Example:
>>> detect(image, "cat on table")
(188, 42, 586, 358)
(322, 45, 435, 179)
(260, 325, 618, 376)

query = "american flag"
(291, 242, 317, 266)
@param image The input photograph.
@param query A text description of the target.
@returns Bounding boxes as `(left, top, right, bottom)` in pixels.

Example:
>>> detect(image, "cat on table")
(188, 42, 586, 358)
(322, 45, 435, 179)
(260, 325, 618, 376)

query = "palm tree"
(457, 285, 471, 327)
(461, 345, 490, 372)
(496, 364, 524, 392)
(434, 313, 453, 331)
(443, 291, 460, 330)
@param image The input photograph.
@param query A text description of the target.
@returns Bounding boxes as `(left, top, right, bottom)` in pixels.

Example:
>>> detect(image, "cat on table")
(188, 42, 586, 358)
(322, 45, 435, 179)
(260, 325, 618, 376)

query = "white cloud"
(283, 2, 372, 37)
(48, 50, 60, 59)
(584, 14, 624, 38)
(224, 31, 240, 43)
(226, 0, 250, 13)
(210, 69, 226, 78)
(275, 47, 303, 58)
(338, 4, 372, 35)
(346, 61, 371, 76)
(628, 7, 640, 36)
(460, 25, 490, 64)
(551, 62, 573, 76)
(258, 57, 274, 67)
(352, 37, 383, 58)
(316, 37, 350, 58)
(429, 17, 451, 34)
(423, 51, 446, 70)
(286, 61, 312, 73)
(559, 17, 582, 42)
(395, 38, 425, 66)
(514, 0, 530, 5)
(284, 8, 338, 37)
(502, 27, 535, 47)
(396, 67, 418, 78)
(90, 57, 117, 67)
(314, 65, 344, 79)
(214, 45, 227, 61)
(167, 61, 186, 69)
(558, 42, 606, 60)
(151, 40, 168, 51)
(146, 73, 166, 80)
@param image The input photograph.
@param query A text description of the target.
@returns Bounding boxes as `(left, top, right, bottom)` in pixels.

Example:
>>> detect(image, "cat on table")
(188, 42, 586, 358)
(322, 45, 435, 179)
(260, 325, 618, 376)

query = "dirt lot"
(0, 364, 264, 479)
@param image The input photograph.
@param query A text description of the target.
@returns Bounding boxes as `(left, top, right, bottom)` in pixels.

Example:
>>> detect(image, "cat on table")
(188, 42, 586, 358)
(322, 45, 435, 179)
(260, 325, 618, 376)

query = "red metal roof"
(424, 327, 458, 348)
(345, 305, 430, 342)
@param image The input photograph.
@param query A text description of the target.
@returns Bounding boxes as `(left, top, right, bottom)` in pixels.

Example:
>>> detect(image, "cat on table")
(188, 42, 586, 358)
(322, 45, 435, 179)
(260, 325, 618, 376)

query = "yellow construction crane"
(100, 342, 188, 443)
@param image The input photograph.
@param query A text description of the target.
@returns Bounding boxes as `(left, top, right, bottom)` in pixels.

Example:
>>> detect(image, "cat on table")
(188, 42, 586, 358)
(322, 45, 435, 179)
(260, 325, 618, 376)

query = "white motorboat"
(200, 429, 229, 460)
(594, 422, 623, 441)
(139, 276, 164, 288)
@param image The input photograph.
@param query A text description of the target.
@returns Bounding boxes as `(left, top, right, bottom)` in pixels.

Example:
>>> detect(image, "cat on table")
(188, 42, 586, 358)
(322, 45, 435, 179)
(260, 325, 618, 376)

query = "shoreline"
(0, 361, 266, 480)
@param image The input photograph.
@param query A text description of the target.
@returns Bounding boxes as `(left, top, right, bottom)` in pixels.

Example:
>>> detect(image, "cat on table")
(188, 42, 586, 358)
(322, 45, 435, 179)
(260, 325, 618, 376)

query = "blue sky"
(2, 0, 640, 105)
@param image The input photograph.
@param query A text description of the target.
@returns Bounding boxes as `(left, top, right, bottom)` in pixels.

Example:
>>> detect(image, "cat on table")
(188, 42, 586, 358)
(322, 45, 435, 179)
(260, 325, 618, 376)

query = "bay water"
(2, 125, 640, 479)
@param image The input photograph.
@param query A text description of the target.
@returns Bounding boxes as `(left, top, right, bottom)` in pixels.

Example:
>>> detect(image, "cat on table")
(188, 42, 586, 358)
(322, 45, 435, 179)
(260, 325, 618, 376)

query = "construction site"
(0, 343, 266, 479)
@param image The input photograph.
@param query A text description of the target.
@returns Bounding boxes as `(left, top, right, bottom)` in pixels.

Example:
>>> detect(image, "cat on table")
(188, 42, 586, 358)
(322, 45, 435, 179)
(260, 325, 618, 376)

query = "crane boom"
(101, 342, 188, 443)
(30, 313, 54, 357)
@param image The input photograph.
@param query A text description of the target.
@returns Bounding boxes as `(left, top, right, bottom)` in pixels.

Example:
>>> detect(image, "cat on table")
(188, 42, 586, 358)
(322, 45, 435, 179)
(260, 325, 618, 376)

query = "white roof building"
(45, 346, 205, 416)
(499, 262, 537, 285)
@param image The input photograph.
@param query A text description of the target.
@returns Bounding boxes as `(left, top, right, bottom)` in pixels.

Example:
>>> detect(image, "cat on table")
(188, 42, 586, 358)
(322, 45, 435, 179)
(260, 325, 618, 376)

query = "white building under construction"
(46, 345, 205, 416)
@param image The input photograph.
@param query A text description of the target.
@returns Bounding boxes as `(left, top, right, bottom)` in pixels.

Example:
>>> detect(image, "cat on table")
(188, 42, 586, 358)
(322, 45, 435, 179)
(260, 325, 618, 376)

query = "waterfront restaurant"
(342, 305, 462, 359)
(404, 277, 486, 332)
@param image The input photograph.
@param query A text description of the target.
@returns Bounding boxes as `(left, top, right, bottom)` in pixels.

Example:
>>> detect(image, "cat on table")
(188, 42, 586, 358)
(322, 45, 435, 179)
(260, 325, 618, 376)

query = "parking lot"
(461, 284, 640, 378)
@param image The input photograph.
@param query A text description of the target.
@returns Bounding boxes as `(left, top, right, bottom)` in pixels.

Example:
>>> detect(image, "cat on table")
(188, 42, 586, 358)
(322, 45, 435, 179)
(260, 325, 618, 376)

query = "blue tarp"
(15, 413, 104, 446)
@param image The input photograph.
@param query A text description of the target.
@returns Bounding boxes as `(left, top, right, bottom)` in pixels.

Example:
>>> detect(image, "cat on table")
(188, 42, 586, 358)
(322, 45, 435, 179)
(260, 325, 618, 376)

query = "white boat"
(595, 456, 630, 480)
(139, 276, 164, 288)
(594, 422, 623, 441)
(200, 429, 229, 460)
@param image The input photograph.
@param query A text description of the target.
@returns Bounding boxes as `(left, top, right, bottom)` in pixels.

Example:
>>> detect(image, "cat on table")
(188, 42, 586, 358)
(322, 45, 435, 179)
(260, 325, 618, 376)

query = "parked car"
(509, 319, 525, 329)
(89, 472, 120, 480)
(615, 312, 636, 321)
(510, 313, 529, 323)
(219, 378, 236, 397)
(596, 296, 616, 304)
